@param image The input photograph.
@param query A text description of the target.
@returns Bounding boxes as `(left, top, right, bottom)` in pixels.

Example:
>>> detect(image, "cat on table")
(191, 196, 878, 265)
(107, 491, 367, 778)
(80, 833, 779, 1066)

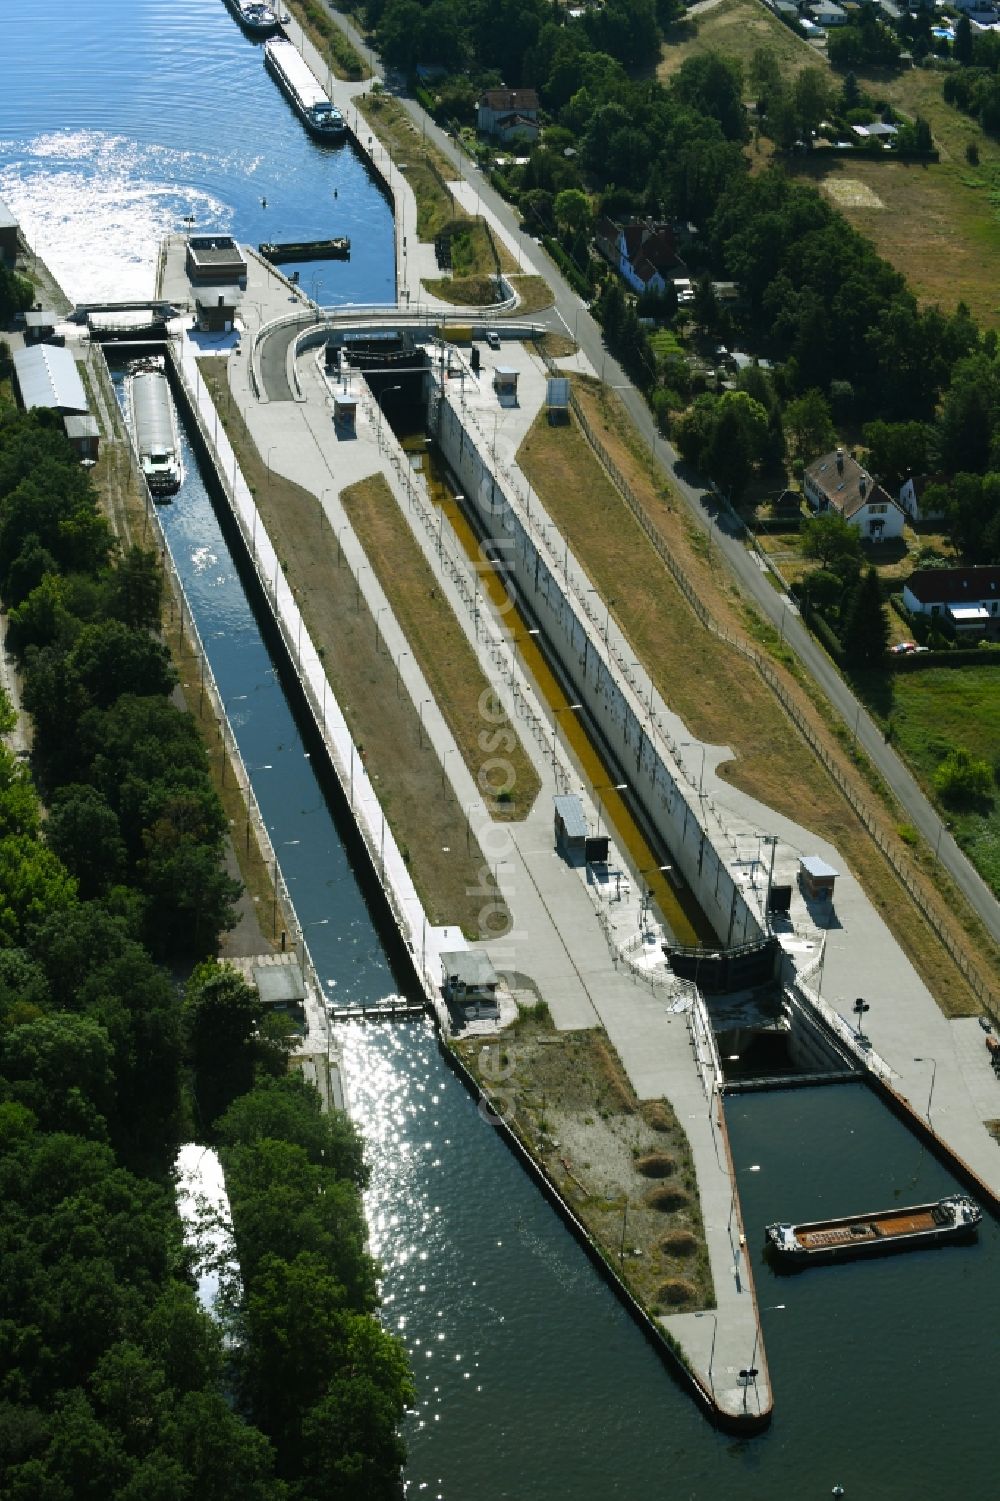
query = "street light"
(853, 997, 871, 1047)
(638, 864, 671, 931)
(377, 383, 401, 439)
(552, 701, 582, 772)
(594, 781, 627, 838)
(509, 627, 540, 688)
(418, 696, 434, 748)
(913, 1055, 938, 1120)
(680, 741, 707, 798)
(694, 1310, 717, 1395)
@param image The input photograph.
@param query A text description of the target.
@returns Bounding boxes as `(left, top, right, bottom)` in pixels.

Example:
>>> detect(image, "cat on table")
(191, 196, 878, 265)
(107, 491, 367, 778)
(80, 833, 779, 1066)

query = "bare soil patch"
(454, 1008, 714, 1314)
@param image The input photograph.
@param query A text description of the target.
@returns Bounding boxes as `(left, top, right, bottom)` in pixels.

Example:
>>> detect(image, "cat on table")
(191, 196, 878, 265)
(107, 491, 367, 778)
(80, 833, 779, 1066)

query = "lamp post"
(377, 383, 401, 440)
(680, 741, 707, 798)
(694, 1310, 717, 1396)
(853, 997, 871, 1047)
(418, 697, 433, 748)
(218, 693, 249, 786)
(395, 650, 409, 697)
(913, 1055, 938, 1121)
(243, 763, 272, 851)
(271, 837, 300, 939)
(509, 627, 540, 689)
(594, 781, 627, 838)
(266, 444, 278, 500)
(742, 1304, 785, 1413)
(638, 864, 671, 932)
(552, 701, 582, 772)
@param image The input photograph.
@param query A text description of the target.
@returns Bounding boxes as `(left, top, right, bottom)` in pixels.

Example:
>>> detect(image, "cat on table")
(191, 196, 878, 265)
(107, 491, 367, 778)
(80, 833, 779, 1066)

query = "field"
(518, 376, 1000, 1011)
(658, 0, 822, 83)
(853, 666, 1000, 896)
(453, 1007, 714, 1315)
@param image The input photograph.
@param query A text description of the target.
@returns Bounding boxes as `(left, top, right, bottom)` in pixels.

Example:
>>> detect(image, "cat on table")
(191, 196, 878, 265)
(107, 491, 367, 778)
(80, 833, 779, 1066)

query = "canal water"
(7, 4, 1000, 1496)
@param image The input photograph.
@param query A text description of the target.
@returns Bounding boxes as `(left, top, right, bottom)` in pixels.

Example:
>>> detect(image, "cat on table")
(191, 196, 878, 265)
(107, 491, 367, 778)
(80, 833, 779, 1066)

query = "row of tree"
(0, 406, 412, 1496)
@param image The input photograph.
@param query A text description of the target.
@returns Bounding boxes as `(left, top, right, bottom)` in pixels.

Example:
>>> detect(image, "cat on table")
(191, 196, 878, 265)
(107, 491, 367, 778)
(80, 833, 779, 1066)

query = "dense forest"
(0, 410, 411, 1498)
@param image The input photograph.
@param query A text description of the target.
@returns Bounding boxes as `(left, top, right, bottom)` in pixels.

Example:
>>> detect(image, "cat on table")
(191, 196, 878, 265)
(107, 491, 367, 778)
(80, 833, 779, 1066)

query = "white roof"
(800, 855, 839, 879)
(0, 198, 17, 230)
(13, 344, 89, 414)
(949, 605, 990, 621)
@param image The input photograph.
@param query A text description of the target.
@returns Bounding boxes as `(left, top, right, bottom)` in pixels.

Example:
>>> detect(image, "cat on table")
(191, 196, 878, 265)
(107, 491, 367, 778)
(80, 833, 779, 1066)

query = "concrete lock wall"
(434, 395, 763, 950)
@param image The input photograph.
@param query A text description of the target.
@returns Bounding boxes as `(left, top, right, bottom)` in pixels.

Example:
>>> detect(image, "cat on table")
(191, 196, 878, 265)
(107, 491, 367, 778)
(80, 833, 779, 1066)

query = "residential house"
(594, 217, 684, 295)
(809, 1, 847, 22)
(477, 88, 540, 142)
(803, 449, 906, 540)
(902, 566, 1000, 637)
(851, 121, 898, 143)
(898, 473, 946, 522)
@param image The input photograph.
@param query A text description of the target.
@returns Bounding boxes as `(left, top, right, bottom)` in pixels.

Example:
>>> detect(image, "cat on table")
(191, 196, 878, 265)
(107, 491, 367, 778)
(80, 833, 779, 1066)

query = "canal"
(6, 4, 1000, 1496)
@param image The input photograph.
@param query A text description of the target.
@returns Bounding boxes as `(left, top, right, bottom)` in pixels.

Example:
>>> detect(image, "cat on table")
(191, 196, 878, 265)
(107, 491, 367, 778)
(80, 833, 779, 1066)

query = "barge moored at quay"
(259, 236, 350, 263)
(125, 358, 183, 499)
(223, 0, 282, 36)
(766, 1194, 982, 1268)
(263, 38, 347, 140)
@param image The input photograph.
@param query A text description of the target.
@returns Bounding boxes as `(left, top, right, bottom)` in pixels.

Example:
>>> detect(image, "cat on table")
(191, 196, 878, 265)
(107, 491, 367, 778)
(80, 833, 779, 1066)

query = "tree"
(861, 420, 934, 492)
(842, 565, 889, 666)
(793, 67, 834, 140)
(955, 12, 973, 66)
(45, 785, 125, 898)
(784, 388, 836, 458)
(801, 510, 863, 570)
(183, 962, 269, 1124)
(553, 187, 591, 236)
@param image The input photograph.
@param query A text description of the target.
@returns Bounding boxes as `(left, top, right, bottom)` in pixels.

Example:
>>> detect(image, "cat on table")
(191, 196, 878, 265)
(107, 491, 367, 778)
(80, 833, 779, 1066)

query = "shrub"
(657, 1278, 696, 1305)
(645, 1185, 688, 1212)
(933, 745, 994, 807)
(660, 1230, 698, 1257)
(636, 1152, 676, 1178)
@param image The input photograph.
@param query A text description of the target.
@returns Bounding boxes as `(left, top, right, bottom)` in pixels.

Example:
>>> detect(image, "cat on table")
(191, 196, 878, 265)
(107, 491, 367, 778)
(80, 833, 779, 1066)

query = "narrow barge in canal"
(259, 236, 350, 262)
(263, 38, 346, 140)
(766, 1194, 982, 1267)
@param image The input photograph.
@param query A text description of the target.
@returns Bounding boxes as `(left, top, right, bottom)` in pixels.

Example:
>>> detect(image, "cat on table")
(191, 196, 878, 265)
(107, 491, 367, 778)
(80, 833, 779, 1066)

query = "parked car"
(486, 329, 501, 350)
(890, 641, 917, 655)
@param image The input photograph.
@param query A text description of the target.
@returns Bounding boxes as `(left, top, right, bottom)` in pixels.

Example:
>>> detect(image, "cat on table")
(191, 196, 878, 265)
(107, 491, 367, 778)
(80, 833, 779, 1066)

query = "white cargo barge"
(263, 37, 346, 140)
(125, 358, 183, 499)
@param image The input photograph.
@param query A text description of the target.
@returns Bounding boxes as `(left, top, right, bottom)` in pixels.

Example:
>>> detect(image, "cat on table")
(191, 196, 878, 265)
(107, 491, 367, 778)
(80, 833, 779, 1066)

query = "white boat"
(263, 38, 347, 140)
(223, 0, 281, 36)
(125, 358, 183, 500)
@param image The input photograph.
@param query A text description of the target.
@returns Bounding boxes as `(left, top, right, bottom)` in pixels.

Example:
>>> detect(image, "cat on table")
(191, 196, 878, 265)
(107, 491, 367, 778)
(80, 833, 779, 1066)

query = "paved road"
(318, 3, 1000, 951)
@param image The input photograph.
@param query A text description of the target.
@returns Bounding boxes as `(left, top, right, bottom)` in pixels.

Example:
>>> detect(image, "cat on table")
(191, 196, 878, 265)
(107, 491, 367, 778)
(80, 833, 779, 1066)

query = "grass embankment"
(341, 473, 540, 820)
(283, 0, 369, 80)
(454, 1005, 714, 1314)
(518, 375, 1000, 1013)
(851, 666, 1000, 897)
(197, 363, 510, 939)
(358, 93, 460, 240)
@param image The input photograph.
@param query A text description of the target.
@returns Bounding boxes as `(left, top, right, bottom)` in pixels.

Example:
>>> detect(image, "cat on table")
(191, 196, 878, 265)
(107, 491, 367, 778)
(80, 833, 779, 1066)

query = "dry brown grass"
(518, 377, 999, 1015)
(658, 1277, 697, 1306)
(645, 1185, 689, 1213)
(197, 362, 510, 939)
(341, 473, 540, 821)
(636, 1152, 677, 1179)
(454, 1016, 714, 1313)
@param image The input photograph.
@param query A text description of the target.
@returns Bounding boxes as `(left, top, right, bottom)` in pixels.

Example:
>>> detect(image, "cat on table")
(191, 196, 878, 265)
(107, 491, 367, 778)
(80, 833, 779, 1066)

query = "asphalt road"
(317, 5, 1000, 951)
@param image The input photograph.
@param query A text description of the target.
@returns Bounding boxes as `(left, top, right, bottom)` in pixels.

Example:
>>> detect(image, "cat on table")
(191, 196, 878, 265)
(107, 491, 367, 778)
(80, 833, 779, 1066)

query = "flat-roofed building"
(185, 235, 248, 288)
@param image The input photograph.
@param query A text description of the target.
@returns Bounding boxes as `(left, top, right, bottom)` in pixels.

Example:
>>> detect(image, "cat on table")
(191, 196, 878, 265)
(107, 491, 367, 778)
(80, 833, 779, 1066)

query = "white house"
(898, 473, 946, 522)
(476, 88, 539, 141)
(803, 449, 906, 540)
(902, 566, 1000, 636)
(594, 217, 684, 295)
